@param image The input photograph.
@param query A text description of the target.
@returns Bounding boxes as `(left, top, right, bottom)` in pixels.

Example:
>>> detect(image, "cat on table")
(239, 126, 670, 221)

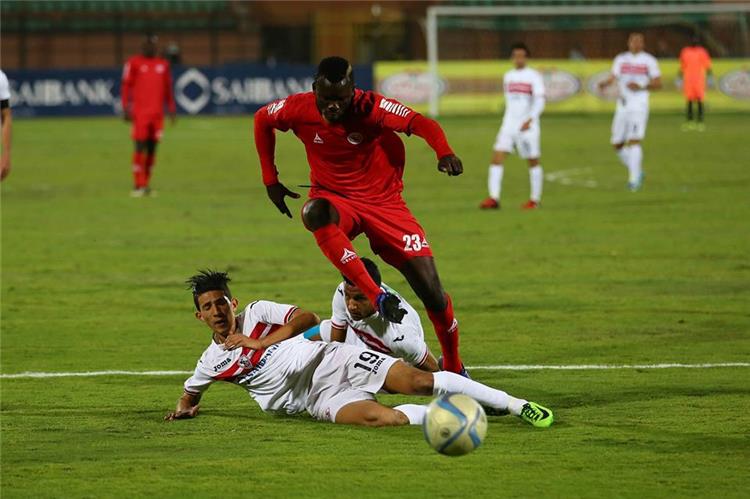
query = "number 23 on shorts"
(402, 233, 429, 251)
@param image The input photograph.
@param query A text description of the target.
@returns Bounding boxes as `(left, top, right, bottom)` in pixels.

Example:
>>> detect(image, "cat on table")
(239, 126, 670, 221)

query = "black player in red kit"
(254, 57, 467, 375)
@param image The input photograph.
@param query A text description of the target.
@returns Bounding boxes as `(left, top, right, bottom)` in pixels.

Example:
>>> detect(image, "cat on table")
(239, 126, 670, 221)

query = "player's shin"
(616, 146, 631, 168)
(394, 404, 428, 425)
(312, 224, 382, 305)
(432, 371, 526, 416)
(144, 153, 155, 183)
(529, 165, 543, 202)
(628, 144, 643, 184)
(132, 151, 147, 188)
(488, 164, 504, 200)
(425, 294, 462, 373)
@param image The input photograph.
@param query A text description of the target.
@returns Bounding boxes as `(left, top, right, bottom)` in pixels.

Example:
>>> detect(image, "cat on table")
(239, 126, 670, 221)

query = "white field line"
(545, 167, 599, 188)
(1, 363, 748, 379)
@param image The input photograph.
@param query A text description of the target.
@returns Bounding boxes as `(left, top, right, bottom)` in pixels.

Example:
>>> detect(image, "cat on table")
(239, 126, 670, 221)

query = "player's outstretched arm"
(223, 309, 320, 351)
(409, 115, 463, 176)
(164, 392, 201, 421)
(253, 106, 300, 217)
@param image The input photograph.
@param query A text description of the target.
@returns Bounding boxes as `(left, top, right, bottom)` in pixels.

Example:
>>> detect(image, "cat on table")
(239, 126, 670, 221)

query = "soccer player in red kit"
(254, 56, 467, 375)
(121, 34, 176, 197)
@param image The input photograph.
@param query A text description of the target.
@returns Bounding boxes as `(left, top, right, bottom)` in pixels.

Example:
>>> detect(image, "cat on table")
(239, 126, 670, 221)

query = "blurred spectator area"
(1, 0, 748, 69)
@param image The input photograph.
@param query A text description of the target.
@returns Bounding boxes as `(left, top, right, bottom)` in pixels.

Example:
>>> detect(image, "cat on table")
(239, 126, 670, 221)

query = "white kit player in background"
(480, 42, 546, 211)
(599, 32, 661, 191)
(305, 257, 440, 372)
(165, 270, 554, 428)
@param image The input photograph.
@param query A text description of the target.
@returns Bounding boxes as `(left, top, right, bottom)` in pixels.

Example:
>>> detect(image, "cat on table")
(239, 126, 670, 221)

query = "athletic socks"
(487, 164, 504, 201)
(687, 101, 694, 121)
(432, 371, 527, 416)
(132, 151, 147, 188)
(627, 144, 643, 184)
(616, 146, 630, 168)
(312, 224, 383, 305)
(697, 101, 704, 122)
(144, 153, 155, 184)
(425, 294, 462, 373)
(529, 165, 543, 202)
(394, 404, 427, 425)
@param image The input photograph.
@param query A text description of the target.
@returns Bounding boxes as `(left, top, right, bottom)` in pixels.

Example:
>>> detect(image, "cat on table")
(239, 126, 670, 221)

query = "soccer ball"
(423, 394, 487, 456)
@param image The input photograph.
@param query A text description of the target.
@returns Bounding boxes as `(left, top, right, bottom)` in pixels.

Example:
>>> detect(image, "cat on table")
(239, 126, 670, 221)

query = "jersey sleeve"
(0, 71, 10, 102)
(389, 311, 429, 367)
(254, 96, 296, 186)
(247, 300, 298, 325)
(121, 58, 136, 111)
(702, 48, 712, 70)
(183, 361, 215, 395)
(533, 71, 546, 98)
(372, 94, 418, 133)
(648, 55, 661, 79)
(330, 284, 348, 329)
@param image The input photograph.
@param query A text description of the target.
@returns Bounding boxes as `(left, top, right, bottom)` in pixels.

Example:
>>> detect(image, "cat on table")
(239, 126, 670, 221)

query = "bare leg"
(334, 400, 409, 426)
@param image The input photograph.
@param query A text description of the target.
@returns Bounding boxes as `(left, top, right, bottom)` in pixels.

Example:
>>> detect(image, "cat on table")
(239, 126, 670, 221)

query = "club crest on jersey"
(238, 355, 252, 369)
(340, 248, 358, 264)
(314, 133, 324, 144)
(347, 132, 364, 145)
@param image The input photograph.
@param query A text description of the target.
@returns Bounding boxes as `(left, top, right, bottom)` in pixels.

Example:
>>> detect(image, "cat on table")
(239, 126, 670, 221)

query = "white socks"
(394, 404, 427, 425)
(616, 147, 630, 168)
(529, 165, 543, 202)
(488, 164, 504, 200)
(432, 371, 527, 416)
(627, 144, 643, 184)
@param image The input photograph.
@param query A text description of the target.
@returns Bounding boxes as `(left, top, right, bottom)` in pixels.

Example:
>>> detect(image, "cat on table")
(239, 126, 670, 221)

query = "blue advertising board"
(4, 63, 373, 117)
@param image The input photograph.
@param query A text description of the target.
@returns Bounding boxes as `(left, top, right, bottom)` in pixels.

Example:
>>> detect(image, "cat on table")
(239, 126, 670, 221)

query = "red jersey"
(679, 46, 712, 80)
(121, 55, 176, 116)
(254, 90, 453, 202)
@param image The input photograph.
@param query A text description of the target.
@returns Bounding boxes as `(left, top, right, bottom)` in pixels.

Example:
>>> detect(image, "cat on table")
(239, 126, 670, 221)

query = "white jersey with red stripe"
(611, 51, 661, 111)
(330, 282, 429, 366)
(502, 67, 545, 127)
(183, 300, 329, 415)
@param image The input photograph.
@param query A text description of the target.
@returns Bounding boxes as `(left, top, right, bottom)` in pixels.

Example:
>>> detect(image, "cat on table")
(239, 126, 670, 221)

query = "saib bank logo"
(175, 68, 211, 114)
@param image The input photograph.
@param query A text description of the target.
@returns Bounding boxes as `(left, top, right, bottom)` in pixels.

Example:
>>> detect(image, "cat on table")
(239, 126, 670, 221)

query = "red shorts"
(310, 191, 433, 268)
(131, 113, 164, 141)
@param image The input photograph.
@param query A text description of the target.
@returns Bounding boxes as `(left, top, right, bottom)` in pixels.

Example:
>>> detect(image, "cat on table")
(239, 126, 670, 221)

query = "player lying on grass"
(254, 56, 467, 376)
(304, 258, 440, 372)
(165, 270, 553, 427)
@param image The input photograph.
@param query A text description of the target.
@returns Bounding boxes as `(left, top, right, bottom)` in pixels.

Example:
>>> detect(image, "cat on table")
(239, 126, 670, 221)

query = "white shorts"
(611, 107, 649, 144)
(306, 342, 400, 423)
(493, 123, 541, 159)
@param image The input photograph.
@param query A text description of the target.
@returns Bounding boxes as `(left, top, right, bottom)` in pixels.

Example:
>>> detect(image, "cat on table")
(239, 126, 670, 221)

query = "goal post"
(425, 2, 750, 117)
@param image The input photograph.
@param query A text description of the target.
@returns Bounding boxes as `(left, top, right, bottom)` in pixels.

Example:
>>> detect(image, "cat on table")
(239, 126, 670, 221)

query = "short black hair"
(343, 258, 381, 288)
(510, 42, 530, 57)
(186, 269, 232, 310)
(315, 56, 354, 86)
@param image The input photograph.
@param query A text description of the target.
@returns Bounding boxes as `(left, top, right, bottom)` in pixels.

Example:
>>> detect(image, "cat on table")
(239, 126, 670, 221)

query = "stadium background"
(2, 1, 749, 498)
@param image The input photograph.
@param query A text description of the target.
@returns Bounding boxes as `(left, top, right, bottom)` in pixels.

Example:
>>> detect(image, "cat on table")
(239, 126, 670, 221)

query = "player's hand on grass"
(520, 119, 532, 131)
(437, 154, 463, 176)
(169, 113, 177, 126)
(266, 182, 300, 218)
(1, 154, 10, 181)
(223, 333, 263, 351)
(123, 110, 132, 122)
(164, 405, 200, 421)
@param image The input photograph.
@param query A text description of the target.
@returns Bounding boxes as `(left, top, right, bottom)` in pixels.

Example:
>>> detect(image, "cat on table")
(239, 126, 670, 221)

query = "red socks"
(313, 224, 382, 305)
(132, 151, 147, 188)
(426, 294, 463, 373)
(144, 153, 155, 183)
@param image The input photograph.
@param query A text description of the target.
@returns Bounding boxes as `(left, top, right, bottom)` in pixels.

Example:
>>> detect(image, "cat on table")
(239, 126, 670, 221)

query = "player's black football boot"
(437, 356, 471, 379)
(376, 291, 407, 324)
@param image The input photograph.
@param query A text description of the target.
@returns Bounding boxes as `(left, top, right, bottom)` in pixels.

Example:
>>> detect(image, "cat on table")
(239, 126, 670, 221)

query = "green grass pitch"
(2, 112, 749, 498)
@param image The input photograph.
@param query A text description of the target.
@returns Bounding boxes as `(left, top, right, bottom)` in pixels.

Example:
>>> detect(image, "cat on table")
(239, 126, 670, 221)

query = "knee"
(302, 198, 336, 231)
(409, 371, 435, 396)
(613, 143, 624, 151)
(422, 286, 447, 311)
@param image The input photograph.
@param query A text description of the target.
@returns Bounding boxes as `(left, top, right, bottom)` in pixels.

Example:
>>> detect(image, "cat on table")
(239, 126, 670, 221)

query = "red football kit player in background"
(679, 36, 712, 129)
(254, 57, 467, 375)
(121, 34, 176, 196)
